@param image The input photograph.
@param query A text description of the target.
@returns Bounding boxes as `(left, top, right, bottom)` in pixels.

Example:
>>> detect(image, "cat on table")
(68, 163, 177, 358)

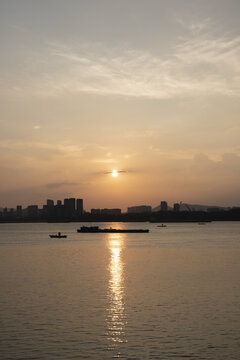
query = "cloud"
(0, 139, 83, 156)
(2, 25, 240, 100)
(44, 181, 79, 189)
(126, 130, 156, 139)
(91, 158, 116, 164)
(175, 18, 212, 35)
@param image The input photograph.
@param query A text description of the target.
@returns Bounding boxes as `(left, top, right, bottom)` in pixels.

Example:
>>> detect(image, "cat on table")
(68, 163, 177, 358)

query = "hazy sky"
(1, 0, 240, 210)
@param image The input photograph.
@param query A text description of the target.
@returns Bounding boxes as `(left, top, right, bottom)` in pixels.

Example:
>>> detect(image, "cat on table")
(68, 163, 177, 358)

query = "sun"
(112, 169, 118, 177)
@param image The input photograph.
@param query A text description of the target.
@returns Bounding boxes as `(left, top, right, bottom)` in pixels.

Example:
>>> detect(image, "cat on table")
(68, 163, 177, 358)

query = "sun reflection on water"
(106, 233, 127, 349)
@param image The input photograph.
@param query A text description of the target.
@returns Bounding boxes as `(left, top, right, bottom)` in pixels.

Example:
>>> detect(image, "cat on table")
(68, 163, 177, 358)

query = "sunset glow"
(112, 170, 118, 177)
(1, 3, 240, 359)
(0, 0, 240, 210)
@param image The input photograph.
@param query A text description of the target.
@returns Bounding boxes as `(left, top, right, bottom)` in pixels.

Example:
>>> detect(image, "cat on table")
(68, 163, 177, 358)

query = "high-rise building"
(47, 199, 54, 207)
(55, 204, 65, 219)
(9, 208, 14, 217)
(64, 198, 75, 217)
(77, 199, 83, 216)
(57, 200, 62, 206)
(64, 198, 69, 217)
(160, 201, 168, 211)
(45, 199, 55, 218)
(27, 205, 39, 218)
(16, 205, 22, 217)
(68, 198, 75, 215)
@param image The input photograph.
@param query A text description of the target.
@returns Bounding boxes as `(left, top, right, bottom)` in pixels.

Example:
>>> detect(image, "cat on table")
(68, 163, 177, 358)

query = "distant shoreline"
(0, 211, 240, 224)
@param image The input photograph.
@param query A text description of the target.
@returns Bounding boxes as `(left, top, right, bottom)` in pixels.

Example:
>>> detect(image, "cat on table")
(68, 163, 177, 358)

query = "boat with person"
(49, 232, 67, 238)
(77, 226, 149, 233)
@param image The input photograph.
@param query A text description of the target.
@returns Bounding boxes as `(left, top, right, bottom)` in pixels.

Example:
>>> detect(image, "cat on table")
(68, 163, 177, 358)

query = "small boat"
(49, 232, 67, 238)
(157, 224, 167, 227)
(77, 226, 149, 233)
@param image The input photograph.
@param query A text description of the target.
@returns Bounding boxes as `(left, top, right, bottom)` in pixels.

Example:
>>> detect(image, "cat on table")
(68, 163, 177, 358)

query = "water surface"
(0, 222, 240, 359)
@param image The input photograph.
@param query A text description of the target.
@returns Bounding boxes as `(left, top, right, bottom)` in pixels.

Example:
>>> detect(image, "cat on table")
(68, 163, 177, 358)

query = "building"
(77, 199, 83, 216)
(57, 200, 62, 206)
(44, 199, 55, 218)
(68, 198, 76, 216)
(54, 204, 65, 219)
(47, 199, 54, 207)
(16, 205, 22, 217)
(160, 201, 168, 211)
(91, 208, 101, 215)
(127, 205, 152, 214)
(27, 205, 39, 218)
(207, 207, 221, 212)
(9, 208, 15, 217)
(100, 208, 122, 216)
(173, 203, 180, 212)
(64, 198, 76, 217)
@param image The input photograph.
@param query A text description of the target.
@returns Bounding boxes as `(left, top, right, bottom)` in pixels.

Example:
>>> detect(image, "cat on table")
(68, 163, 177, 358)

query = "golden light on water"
(106, 232, 127, 347)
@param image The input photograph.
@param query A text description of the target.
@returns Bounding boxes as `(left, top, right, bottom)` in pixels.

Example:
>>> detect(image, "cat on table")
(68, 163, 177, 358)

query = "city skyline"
(1, 1, 240, 209)
(1, 195, 239, 223)
(0, 196, 234, 214)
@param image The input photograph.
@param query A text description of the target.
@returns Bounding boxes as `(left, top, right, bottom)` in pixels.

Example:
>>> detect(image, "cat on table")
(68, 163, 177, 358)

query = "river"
(0, 221, 239, 359)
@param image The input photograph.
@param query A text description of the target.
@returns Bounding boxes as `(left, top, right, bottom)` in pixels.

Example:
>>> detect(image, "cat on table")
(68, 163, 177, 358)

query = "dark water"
(0, 222, 240, 359)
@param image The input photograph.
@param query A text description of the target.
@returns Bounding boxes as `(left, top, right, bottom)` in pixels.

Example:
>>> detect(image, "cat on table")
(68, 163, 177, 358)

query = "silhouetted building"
(16, 205, 22, 217)
(77, 198, 83, 216)
(173, 203, 180, 212)
(54, 204, 65, 219)
(100, 208, 121, 216)
(127, 205, 152, 214)
(91, 208, 101, 215)
(69, 198, 75, 215)
(42, 205, 48, 217)
(27, 205, 39, 218)
(64, 198, 75, 217)
(64, 198, 69, 217)
(207, 207, 221, 212)
(160, 201, 168, 211)
(9, 208, 15, 217)
(57, 200, 62, 206)
(47, 199, 54, 207)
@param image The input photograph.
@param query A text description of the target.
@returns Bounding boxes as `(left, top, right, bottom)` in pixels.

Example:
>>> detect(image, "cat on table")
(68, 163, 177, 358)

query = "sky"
(0, 0, 240, 210)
